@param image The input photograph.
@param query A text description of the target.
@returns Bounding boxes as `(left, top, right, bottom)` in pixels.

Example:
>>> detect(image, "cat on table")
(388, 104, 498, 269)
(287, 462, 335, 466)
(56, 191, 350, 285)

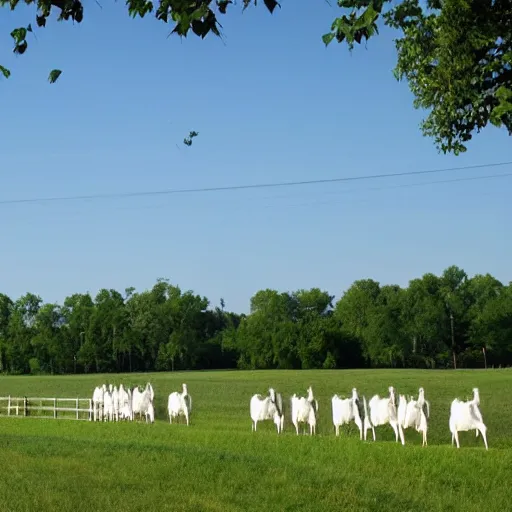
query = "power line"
(1, 160, 511, 206)
(270, 172, 512, 210)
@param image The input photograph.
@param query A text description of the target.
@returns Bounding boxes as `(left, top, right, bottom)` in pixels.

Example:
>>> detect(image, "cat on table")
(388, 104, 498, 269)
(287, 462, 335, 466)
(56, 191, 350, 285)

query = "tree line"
(0, 265, 511, 375)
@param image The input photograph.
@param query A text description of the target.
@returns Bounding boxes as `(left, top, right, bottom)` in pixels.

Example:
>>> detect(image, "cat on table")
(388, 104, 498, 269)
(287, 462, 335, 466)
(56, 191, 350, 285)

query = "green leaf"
(183, 130, 199, 146)
(0, 65, 11, 79)
(263, 0, 278, 14)
(14, 41, 28, 55)
(48, 69, 62, 83)
(217, 0, 231, 14)
(322, 32, 335, 46)
(10, 27, 27, 43)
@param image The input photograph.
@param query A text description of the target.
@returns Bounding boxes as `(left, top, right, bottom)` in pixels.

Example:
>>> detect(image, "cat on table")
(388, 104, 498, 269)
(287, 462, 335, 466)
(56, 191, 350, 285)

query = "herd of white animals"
(91, 382, 192, 426)
(250, 385, 489, 450)
(91, 382, 488, 450)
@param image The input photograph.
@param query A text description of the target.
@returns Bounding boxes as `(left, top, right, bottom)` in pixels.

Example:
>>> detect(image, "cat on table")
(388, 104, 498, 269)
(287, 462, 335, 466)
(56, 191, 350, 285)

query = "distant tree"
(0, 268, 511, 374)
(2, 0, 510, 153)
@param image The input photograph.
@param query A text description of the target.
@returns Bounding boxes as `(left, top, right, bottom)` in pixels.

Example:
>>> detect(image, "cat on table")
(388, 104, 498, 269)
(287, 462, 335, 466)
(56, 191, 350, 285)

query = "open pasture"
(0, 369, 511, 511)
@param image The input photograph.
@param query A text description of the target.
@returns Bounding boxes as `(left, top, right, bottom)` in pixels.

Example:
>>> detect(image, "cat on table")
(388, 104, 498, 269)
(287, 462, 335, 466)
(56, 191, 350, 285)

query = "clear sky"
(1, 0, 511, 313)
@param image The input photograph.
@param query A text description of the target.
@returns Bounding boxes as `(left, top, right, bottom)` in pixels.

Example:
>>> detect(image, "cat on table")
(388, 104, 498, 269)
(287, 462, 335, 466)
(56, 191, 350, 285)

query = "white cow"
(397, 387, 430, 446)
(291, 386, 318, 435)
(250, 387, 284, 433)
(367, 386, 403, 444)
(449, 387, 488, 450)
(332, 387, 371, 439)
(168, 383, 193, 426)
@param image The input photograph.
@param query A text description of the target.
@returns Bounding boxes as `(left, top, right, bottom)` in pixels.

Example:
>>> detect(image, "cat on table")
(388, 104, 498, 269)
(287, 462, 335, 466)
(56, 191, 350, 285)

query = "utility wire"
(1, 160, 511, 206)
(268, 171, 512, 210)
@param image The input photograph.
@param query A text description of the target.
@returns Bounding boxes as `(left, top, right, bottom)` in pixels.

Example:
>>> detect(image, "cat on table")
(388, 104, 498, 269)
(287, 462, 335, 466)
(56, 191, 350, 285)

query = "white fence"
(0, 396, 93, 421)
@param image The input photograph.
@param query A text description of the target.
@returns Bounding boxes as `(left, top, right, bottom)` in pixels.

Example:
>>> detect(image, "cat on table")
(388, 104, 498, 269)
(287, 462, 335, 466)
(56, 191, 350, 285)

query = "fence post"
(54, 398, 57, 419)
(24, 397, 27, 417)
(76, 398, 79, 420)
(89, 399, 92, 421)
(7, 395, 11, 416)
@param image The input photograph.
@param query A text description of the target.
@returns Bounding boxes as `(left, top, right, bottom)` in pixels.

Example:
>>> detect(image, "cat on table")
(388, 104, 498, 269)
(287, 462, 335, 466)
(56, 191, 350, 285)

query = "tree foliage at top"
(1, 0, 511, 154)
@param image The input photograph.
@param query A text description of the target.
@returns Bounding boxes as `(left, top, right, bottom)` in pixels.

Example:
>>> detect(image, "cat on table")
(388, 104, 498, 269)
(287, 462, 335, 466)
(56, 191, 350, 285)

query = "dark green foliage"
(48, 69, 62, 83)
(1, 266, 511, 375)
(183, 130, 199, 146)
(2, 0, 510, 153)
(324, 0, 512, 154)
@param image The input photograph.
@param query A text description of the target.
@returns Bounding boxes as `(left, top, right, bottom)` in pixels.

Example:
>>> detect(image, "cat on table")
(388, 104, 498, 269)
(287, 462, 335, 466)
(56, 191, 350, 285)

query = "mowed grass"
(0, 369, 511, 512)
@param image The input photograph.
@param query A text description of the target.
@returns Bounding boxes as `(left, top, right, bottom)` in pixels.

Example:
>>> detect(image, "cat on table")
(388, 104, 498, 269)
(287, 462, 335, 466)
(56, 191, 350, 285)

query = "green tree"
(324, 0, 512, 154)
(3, 1, 510, 153)
(401, 273, 449, 368)
(61, 293, 95, 373)
(365, 285, 408, 367)
(438, 265, 470, 369)
(5, 293, 42, 373)
(334, 279, 381, 365)
(467, 277, 512, 367)
(32, 303, 64, 374)
(293, 288, 336, 369)
(0, 294, 14, 372)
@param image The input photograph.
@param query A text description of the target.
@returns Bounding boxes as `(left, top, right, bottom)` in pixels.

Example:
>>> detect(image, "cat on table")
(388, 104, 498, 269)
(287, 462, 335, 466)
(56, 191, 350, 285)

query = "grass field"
(0, 369, 511, 511)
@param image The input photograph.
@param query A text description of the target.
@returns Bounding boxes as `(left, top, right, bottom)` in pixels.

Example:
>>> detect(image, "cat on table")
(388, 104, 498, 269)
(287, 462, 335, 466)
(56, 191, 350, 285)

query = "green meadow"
(0, 369, 511, 511)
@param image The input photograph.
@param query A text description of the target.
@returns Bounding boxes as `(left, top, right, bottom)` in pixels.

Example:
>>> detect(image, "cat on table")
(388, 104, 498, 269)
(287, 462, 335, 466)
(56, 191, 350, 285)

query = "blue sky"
(1, 0, 511, 313)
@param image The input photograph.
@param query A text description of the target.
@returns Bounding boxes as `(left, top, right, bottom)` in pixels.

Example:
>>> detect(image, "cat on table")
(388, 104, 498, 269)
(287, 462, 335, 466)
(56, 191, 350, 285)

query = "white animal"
(118, 385, 132, 420)
(367, 386, 403, 444)
(291, 386, 318, 435)
(118, 384, 130, 419)
(168, 383, 193, 426)
(397, 387, 429, 447)
(249, 387, 284, 433)
(332, 388, 371, 439)
(92, 386, 105, 422)
(119, 388, 133, 421)
(471, 388, 484, 438)
(145, 401, 155, 423)
(103, 390, 113, 422)
(449, 387, 488, 450)
(131, 383, 154, 421)
(112, 386, 120, 422)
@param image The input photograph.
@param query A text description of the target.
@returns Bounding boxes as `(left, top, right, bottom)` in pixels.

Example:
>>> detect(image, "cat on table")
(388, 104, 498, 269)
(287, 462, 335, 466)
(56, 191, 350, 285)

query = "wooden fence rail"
(0, 396, 93, 421)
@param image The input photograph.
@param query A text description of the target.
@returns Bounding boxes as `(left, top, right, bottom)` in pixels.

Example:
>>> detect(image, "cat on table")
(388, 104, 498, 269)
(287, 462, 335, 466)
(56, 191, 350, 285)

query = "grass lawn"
(0, 369, 511, 511)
